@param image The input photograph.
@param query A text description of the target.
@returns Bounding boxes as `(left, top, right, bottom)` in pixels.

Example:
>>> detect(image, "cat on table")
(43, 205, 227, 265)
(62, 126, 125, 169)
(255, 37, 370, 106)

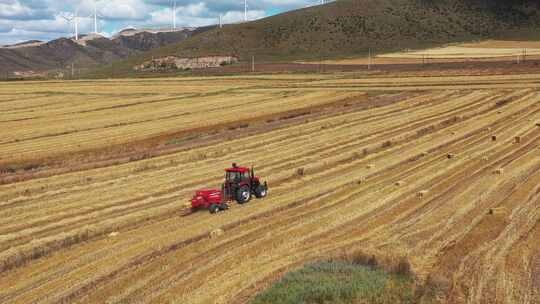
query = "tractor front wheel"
(236, 186, 252, 204)
(254, 185, 268, 198)
(209, 204, 220, 214)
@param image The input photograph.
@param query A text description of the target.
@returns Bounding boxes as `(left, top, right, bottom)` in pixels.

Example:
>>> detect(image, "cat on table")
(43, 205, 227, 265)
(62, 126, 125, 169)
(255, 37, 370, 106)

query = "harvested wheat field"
(314, 40, 540, 65)
(0, 72, 539, 304)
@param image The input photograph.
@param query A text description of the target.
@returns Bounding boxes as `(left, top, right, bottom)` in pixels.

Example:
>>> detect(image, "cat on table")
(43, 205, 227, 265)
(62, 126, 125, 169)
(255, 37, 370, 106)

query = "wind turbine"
(61, 9, 80, 40)
(244, 0, 248, 22)
(172, 0, 177, 30)
(90, 0, 104, 34)
(92, 1, 98, 34)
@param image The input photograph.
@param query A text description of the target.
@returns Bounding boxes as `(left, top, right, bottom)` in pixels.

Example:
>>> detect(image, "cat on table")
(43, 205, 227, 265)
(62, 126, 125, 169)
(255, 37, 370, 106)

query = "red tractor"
(190, 164, 268, 213)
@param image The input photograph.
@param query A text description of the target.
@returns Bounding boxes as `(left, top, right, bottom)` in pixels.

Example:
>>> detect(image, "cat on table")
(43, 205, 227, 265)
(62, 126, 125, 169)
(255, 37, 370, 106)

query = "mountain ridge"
(0, 27, 215, 76)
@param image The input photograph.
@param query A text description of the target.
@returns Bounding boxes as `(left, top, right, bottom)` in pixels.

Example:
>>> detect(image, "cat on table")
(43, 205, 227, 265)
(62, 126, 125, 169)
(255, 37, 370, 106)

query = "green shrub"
(252, 260, 415, 304)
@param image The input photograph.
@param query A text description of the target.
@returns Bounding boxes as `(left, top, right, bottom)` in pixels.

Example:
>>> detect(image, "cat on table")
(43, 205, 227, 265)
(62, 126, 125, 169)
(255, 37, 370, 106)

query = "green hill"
(88, 0, 540, 77)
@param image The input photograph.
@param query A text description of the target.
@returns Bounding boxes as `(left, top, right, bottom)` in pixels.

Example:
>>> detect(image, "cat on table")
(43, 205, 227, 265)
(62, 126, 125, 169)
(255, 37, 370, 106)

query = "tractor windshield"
(226, 171, 240, 181)
(226, 171, 247, 182)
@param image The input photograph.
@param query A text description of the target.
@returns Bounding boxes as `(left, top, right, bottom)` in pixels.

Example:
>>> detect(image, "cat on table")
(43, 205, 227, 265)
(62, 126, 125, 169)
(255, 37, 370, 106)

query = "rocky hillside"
(0, 27, 214, 76)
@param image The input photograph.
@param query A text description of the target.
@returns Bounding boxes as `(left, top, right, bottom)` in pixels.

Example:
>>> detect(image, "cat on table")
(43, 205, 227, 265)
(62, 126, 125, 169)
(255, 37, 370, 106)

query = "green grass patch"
(252, 260, 415, 304)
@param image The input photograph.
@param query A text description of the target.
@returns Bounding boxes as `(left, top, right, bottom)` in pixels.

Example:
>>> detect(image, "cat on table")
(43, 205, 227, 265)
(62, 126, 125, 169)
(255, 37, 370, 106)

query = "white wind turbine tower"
(244, 0, 248, 22)
(172, 0, 177, 30)
(93, 1, 98, 34)
(61, 8, 80, 40)
(90, 0, 104, 34)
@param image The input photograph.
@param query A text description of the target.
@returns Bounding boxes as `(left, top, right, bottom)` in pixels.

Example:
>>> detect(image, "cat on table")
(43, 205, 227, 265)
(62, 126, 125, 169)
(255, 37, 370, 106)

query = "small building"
(135, 55, 238, 72)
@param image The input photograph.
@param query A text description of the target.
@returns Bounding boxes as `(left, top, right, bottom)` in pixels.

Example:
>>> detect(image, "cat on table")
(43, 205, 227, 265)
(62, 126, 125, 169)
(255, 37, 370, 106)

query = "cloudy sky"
(0, 0, 323, 45)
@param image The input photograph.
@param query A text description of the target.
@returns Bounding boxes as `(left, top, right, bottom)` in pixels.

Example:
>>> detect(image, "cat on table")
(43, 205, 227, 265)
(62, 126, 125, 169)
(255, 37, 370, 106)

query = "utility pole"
(251, 55, 255, 72)
(368, 48, 372, 70)
(71, 63, 75, 78)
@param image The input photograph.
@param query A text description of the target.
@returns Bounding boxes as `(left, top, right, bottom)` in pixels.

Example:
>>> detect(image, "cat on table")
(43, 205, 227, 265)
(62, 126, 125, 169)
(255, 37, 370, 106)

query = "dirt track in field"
(0, 73, 539, 303)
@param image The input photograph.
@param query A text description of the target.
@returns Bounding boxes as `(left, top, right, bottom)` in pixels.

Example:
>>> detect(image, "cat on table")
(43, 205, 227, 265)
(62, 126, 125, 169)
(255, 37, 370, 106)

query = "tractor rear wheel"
(236, 186, 252, 204)
(254, 185, 268, 198)
(209, 204, 220, 214)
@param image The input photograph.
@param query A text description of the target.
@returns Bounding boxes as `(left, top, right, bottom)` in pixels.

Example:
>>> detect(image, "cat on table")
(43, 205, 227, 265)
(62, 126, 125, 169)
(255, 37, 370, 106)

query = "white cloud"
(222, 10, 266, 24)
(0, 0, 322, 44)
(101, 0, 149, 20)
(0, 1, 32, 18)
(183, 2, 206, 16)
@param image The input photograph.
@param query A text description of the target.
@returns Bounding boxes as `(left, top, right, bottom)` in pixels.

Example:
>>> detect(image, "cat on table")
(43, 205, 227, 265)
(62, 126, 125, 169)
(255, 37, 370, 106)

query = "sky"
(0, 0, 324, 45)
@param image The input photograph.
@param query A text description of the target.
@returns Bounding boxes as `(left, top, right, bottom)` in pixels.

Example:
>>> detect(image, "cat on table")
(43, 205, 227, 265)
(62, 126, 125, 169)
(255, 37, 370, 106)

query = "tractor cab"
(225, 165, 251, 183)
(222, 163, 267, 204)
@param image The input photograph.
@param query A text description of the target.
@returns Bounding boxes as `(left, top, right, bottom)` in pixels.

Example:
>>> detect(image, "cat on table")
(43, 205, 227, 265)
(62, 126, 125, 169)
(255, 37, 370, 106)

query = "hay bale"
(382, 140, 393, 148)
(494, 168, 504, 175)
(421, 151, 429, 157)
(447, 153, 456, 159)
(489, 207, 508, 215)
(210, 229, 224, 238)
(357, 177, 366, 185)
(486, 127, 492, 132)
(366, 164, 374, 169)
(482, 156, 489, 161)
(395, 180, 405, 186)
(296, 167, 305, 177)
(418, 190, 429, 198)
(491, 135, 497, 141)
(451, 131, 457, 135)
(514, 136, 521, 144)
(536, 122, 540, 127)
(108, 232, 119, 238)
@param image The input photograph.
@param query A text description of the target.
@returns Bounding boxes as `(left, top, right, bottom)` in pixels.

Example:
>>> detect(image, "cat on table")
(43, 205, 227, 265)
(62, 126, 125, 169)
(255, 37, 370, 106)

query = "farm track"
(0, 74, 539, 303)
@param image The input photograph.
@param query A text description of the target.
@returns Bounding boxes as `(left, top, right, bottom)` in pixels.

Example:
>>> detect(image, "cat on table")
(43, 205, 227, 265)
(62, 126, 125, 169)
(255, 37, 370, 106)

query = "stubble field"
(0, 72, 539, 303)
(313, 40, 540, 66)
